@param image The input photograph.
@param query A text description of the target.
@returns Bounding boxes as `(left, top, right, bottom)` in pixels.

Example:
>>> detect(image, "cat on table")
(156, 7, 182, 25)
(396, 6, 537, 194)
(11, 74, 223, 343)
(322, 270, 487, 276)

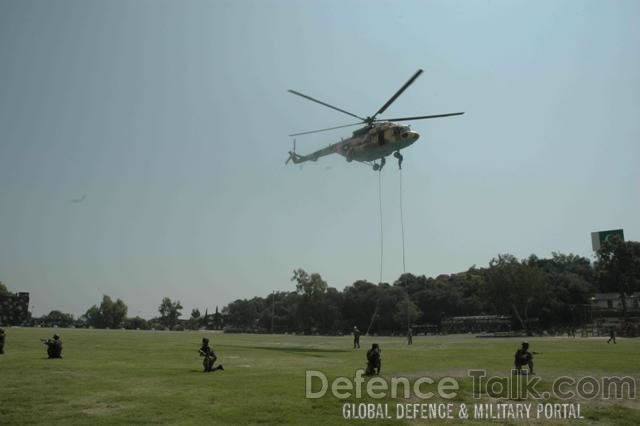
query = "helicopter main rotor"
(288, 69, 464, 137)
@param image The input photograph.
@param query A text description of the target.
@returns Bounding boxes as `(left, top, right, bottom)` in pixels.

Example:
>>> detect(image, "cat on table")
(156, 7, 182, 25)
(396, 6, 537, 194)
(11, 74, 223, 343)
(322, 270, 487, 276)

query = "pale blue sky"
(1, 0, 638, 318)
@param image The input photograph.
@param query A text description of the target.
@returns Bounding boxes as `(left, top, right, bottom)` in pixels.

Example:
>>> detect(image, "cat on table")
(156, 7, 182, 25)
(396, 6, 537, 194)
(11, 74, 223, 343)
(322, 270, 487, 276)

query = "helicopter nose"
(401, 131, 420, 142)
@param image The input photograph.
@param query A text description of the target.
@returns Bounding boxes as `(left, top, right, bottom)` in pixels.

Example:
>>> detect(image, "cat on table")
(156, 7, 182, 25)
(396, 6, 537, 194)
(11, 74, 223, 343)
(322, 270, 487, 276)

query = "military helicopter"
(286, 69, 464, 171)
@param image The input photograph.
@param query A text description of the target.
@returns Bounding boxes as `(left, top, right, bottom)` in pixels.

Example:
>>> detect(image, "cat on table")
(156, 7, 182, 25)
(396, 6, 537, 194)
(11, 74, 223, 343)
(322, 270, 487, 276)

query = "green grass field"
(0, 328, 638, 425)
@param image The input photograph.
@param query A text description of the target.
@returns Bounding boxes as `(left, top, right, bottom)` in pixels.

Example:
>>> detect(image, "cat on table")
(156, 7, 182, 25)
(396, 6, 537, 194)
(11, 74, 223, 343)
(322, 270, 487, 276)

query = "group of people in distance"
(354, 324, 539, 377)
(0, 331, 63, 358)
(0, 329, 225, 374)
(0, 326, 621, 377)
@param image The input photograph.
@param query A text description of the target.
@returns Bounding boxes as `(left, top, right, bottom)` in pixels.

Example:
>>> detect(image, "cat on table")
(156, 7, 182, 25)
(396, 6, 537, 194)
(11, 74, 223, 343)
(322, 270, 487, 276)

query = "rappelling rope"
(378, 169, 384, 284)
(399, 167, 406, 273)
(378, 166, 408, 281)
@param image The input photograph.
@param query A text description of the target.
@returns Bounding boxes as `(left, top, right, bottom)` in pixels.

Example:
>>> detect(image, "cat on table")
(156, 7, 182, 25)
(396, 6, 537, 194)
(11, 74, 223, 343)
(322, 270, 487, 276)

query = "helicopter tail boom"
(286, 143, 340, 165)
(286, 151, 306, 164)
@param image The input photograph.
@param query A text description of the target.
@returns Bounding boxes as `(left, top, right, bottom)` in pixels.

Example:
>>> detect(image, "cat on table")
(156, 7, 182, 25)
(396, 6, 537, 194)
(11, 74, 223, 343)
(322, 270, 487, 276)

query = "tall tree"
(392, 298, 422, 331)
(342, 280, 379, 333)
(529, 253, 596, 328)
(189, 308, 202, 330)
(84, 295, 128, 328)
(483, 254, 545, 334)
(291, 268, 329, 334)
(596, 239, 640, 317)
(223, 297, 263, 329)
(158, 297, 183, 328)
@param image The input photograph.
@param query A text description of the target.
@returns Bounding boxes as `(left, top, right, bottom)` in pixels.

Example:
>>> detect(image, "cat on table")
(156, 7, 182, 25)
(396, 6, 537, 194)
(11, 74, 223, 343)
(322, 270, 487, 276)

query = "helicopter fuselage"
(288, 122, 419, 166)
(342, 122, 419, 162)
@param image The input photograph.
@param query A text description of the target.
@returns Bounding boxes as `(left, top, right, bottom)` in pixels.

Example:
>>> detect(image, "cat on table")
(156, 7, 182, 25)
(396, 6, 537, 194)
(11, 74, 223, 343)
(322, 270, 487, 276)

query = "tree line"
(10, 239, 640, 334)
(31, 295, 225, 331)
(222, 239, 640, 335)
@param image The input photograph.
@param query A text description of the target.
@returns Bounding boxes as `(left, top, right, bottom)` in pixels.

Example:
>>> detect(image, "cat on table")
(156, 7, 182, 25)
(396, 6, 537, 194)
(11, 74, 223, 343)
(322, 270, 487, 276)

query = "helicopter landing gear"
(393, 151, 403, 169)
(373, 157, 386, 171)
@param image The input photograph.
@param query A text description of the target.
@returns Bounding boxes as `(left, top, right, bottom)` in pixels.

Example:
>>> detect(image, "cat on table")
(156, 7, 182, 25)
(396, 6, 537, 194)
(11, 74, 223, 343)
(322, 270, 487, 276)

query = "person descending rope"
(394, 151, 403, 169)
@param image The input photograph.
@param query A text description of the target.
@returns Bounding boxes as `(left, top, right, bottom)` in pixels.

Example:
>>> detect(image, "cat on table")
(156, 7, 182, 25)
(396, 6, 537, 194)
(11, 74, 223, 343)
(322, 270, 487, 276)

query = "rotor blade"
(384, 112, 464, 122)
(371, 69, 424, 120)
(288, 122, 364, 137)
(288, 90, 366, 121)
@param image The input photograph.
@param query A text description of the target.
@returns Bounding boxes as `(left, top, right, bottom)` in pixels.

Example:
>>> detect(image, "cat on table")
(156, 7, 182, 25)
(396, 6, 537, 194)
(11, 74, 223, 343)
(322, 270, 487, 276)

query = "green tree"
(528, 253, 596, 328)
(84, 295, 128, 328)
(483, 254, 545, 334)
(124, 316, 149, 330)
(342, 280, 379, 333)
(596, 239, 640, 317)
(291, 268, 330, 334)
(392, 297, 422, 331)
(189, 308, 202, 330)
(291, 269, 328, 297)
(43, 310, 75, 327)
(212, 306, 223, 330)
(159, 297, 183, 329)
(0, 281, 9, 296)
(223, 297, 263, 329)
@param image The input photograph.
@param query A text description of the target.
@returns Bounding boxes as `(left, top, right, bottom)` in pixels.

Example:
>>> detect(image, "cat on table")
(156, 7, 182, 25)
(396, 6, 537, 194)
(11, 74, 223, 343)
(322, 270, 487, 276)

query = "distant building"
(589, 292, 640, 337)
(591, 292, 640, 311)
(0, 292, 30, 326)
(441, 315, 512, 334)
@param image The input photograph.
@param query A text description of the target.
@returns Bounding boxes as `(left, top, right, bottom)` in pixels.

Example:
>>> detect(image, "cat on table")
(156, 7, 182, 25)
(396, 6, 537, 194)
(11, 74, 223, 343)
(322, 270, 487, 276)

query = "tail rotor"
(285, 139, 300, 165)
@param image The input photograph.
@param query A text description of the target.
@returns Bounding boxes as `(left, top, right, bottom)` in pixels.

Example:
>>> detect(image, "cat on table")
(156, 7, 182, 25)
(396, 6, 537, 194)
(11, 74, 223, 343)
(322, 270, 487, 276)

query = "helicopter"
(286, 69, 464, 171)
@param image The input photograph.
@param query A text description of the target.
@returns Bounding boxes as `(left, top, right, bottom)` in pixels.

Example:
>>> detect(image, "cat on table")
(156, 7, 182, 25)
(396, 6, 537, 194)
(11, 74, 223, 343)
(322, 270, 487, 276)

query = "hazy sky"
(1, 0, 638, 318)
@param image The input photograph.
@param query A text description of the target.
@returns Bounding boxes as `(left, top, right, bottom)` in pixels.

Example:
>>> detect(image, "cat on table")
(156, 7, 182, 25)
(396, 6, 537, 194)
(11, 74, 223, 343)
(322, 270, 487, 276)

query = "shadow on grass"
(188, 369, 225, 374)
(245, 346, 351, 357)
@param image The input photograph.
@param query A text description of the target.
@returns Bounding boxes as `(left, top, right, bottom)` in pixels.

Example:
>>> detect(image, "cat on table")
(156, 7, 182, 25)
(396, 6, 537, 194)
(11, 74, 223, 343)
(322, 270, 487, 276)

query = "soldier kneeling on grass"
(42, 334, 63, 359)
(199, 337, 224, 373)
(514, 341, 535, 375)
(365, 343, 381, 376)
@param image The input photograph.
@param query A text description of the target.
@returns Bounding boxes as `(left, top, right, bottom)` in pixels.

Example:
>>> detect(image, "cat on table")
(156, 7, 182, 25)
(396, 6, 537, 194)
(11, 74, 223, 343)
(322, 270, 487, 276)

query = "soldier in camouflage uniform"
(514, 341, 534, 374)
(365, 343, 381, 375)
(199, 337, 223, 372)
(353, 326, 361, 349)
(43, 334, 62, 359)
(0, 328, 5, 354)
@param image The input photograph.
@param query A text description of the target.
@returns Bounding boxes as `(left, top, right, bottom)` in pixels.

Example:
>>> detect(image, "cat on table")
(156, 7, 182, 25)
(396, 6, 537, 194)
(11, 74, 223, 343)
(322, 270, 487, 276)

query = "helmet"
(202, 337, 209, 343)
(522, 341, 529, 348)
(53, 335, 60, 340)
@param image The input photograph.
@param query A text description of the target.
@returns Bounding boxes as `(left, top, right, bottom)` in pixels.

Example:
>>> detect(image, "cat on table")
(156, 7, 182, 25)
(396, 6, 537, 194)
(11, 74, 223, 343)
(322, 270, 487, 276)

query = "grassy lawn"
(0, 328, 638, 425)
